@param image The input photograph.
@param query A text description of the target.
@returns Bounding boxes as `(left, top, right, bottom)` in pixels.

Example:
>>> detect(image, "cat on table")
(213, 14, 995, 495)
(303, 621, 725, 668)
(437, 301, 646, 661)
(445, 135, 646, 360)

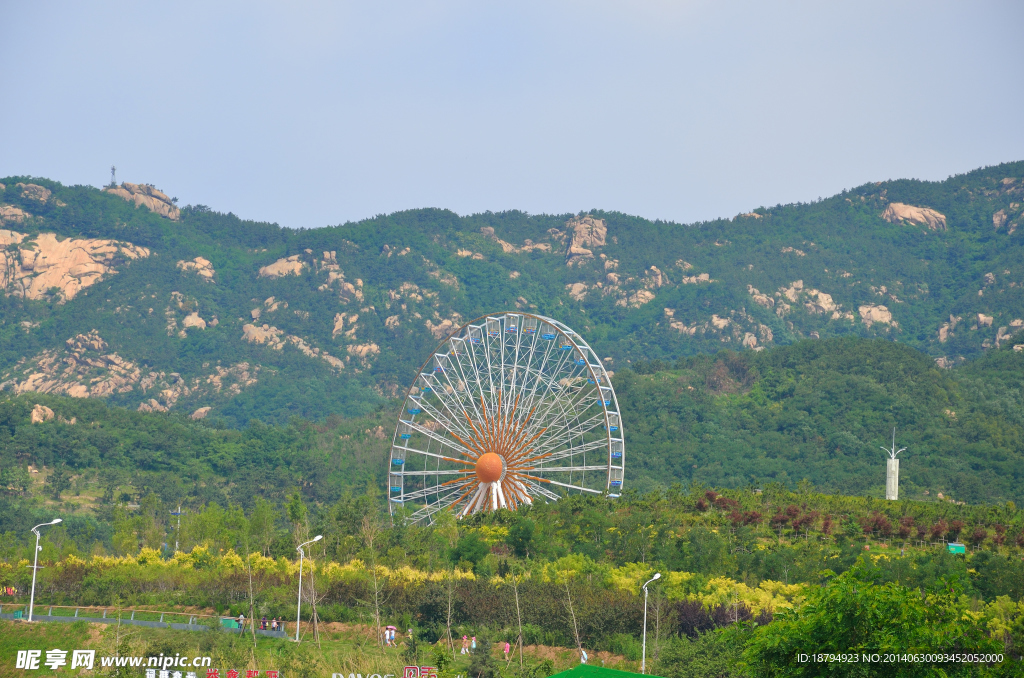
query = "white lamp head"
(652, 572, 661, 580)
(313, 535, 322, 542)
(51, 519, 62, 525)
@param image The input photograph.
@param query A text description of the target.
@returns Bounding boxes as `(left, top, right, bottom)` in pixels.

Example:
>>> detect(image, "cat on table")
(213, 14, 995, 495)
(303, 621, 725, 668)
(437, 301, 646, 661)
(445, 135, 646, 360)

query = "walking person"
(261, 615, 267, 630)
(504, 641, 511, 661)
(237, 612, 245, 634)
(471, 636, 477, 654)
(461, 635, 469, 655)
(271, 617, 278, 631)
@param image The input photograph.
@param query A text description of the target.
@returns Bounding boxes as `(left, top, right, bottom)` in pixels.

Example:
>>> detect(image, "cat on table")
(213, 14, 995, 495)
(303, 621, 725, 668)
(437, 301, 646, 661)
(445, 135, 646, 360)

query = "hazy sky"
(3, 2, 1023, 229)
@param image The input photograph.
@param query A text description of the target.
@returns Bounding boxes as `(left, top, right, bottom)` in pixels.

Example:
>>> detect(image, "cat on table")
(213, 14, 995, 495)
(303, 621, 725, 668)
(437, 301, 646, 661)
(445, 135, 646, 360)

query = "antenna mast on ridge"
(110, 165, 117, 187)
(881, 427, 906, 500)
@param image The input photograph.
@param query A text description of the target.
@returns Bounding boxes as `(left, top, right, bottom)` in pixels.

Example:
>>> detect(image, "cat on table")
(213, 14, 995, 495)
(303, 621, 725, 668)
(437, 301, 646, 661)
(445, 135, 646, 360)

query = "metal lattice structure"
(388, 312, 624, 524)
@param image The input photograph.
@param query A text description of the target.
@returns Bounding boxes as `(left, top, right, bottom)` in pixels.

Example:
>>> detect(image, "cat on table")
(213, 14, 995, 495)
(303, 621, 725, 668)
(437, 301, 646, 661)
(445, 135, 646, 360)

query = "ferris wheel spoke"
(395, 469, 472, 477)
(417, 390, 477, 442)
(530, 437, 611, 462)
(518, 465, 609, 473)
(393, 441, 474, 464)
(521, 478, 563, 501)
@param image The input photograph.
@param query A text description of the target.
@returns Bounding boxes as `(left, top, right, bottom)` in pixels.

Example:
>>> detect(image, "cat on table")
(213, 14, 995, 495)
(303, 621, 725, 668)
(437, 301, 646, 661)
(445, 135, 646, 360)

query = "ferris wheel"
(388, 312, 625, 525)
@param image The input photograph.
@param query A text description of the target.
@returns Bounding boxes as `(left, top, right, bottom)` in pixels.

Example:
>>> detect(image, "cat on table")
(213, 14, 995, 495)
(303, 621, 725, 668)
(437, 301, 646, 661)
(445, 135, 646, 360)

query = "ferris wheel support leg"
(490, 483, 499, 511)
(461, 485, 485, 518)
(496, 483, 508, 509)
(470, 483, 488, 515)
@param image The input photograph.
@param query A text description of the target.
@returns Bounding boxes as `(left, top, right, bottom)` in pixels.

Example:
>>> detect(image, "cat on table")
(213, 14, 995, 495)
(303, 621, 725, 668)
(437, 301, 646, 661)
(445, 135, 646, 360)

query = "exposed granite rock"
(881, 203, 947, 231)
(0, 206, 31, 223)
(565, 216, 607, 266)
(16, 183, 52, 202)
(177, 257, 215, 280)
(259, 254, 306, 278)
(103, 182, 179, 220)
(31, 404, 54, 423)
(0, 230, 149, 301)
(859, 304, 894, 327)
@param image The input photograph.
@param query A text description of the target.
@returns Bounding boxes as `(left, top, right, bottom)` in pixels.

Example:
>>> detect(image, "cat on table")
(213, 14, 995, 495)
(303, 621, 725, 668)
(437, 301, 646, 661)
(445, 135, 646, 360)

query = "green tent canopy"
(548, 665, 662, 678)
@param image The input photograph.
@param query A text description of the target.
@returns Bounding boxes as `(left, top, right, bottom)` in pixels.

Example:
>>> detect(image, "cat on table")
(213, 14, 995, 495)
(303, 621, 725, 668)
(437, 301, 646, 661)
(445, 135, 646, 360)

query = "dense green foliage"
(620, 337, 1024, 504)
(2, 161, 1024, 424)
(2, 483, 1023, 675)
(742, 563, 1014, 677)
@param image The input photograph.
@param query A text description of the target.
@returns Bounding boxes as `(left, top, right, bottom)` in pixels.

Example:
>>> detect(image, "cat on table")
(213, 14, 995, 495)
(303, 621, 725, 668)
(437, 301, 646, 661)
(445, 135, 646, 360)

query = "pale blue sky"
(2, 2, 1022, 228)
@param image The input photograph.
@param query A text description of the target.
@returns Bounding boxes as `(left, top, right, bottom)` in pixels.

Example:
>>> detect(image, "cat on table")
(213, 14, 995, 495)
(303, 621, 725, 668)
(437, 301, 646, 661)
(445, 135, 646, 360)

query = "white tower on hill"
(881, 428, 906, 501)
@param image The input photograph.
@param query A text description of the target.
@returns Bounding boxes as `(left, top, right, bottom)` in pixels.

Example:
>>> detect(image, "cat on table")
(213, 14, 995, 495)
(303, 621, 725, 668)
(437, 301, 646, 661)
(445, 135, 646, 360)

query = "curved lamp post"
(641, 572, 661, 674)
(28, 519, 62, 622)
(294, 535, 322, 641)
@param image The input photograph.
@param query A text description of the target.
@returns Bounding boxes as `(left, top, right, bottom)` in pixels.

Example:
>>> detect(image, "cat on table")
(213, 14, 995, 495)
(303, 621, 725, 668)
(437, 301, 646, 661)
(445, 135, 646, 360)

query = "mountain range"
(1, 161, 1023, 427)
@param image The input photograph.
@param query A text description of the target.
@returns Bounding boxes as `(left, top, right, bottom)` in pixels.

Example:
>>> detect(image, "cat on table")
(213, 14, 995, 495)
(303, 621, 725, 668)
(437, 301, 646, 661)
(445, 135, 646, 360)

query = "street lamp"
(28, 519, 62, 622)
(641, 572, 661, 674)
(294, 535, 322, 642)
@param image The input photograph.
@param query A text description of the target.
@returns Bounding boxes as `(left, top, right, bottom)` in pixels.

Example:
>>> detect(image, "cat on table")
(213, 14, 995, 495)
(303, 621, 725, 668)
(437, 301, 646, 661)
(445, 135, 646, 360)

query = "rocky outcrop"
(242, 323, 345, 370)
(747, 285, 775, 308)
(177, 257, 215, 280)
(0, 230, 150, 301)
(663, 308, 772, 348)
(774, 281, 850, 319)
(0, 229, 26, 247)
(427, 268, 459, 288)
(859, 304, 894, 327)
(479, 227, 553, 254)
(104, 182, 179, 220)
(316, 255, 365, 301)
(138, 399, 169, 413)
(993, 210, 1008, 230)
(347, 343, 381, 360)
(3, 331, 142, 398)
(680, 272, 712, 285)
(242, 323, 286, 349)
(3, 334, 259, 411)
(31, 404, 54, 423)
(182, 312, 207, 330)
(781, 247, 806, 256)
(191, 406, 212, 420)
(333, 313, 360, 339)
(259, 254, 306, 278)
(0, 206, 30, 223)
(643, 266, 669, 289)
(566, 282, 589, 301)
(425, 314, 462, 340)
(977, 313, 993, 327)
(881, 203, 947, 231)
(616, 289, 656, 308)
(565, 216, 607, 266)
(16, 183, 52, 203)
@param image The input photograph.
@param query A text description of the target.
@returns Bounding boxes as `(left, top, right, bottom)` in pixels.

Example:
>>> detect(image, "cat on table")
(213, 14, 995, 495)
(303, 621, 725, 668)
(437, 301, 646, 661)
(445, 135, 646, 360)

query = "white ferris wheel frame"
(387, 312, 625, 525)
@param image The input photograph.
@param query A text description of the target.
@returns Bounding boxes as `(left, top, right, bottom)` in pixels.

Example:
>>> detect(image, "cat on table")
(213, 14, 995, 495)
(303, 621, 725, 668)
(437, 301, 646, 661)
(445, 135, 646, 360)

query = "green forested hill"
(1, 161, 1024, 424)
(3, 335, 1024, 516)
(618, 337, 1024, 504)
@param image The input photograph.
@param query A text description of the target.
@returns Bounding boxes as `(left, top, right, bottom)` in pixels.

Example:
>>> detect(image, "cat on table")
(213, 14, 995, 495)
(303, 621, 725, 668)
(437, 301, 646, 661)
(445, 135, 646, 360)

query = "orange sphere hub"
(475, 452, 504, 483)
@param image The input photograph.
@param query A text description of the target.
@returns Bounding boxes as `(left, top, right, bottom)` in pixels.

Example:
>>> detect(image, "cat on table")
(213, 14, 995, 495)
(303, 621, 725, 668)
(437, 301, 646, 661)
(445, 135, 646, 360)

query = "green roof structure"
(548, 665, 661, 678)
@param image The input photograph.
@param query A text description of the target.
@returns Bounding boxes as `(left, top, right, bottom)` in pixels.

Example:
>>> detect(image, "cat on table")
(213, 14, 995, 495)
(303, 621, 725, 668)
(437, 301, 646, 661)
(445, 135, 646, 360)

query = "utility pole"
(881, 428, 906, 501)
(170, 506, 183, 552)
